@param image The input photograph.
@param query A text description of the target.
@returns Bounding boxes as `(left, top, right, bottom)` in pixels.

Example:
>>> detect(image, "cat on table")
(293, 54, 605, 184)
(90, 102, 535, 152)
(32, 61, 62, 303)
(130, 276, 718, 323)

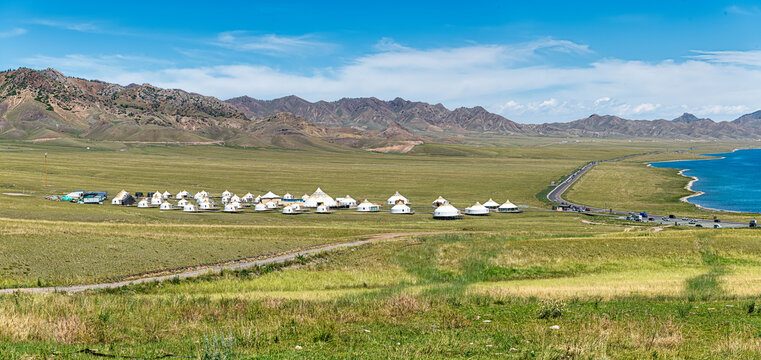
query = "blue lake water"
(650, 149, 761, 213)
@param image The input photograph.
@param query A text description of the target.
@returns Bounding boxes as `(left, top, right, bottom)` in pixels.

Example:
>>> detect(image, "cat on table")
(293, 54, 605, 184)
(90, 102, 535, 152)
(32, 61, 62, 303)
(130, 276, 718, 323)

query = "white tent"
(339, 195, 357, 208)
(254, 203, 268, 212)
(387, 191, 409, 205)
(223, 203, 240, 213)
(193, 191, 208, 201)
(111, 189, 129, 205)
(254, 195, 261, 203)
(390, 203, 412, 214)
(433, 204, 461, 219)
(151, 192, 163, 206)
(465, 202, 490, 216)
(160, 201, 174, 210)
(183, 203, 198, 212)
(222, 190, 232, 198)
(483, 198, 500, 210)
(261, 191, 281, 200)
(231, 195, 241, 204)
(137, 198, 150, 208)
(356, 199, 380, 212)
(301, 194, 309, 201)
(316, 204, 330, 214)
(283, 192, 293, 200)
(304, 187, 337, 208)
(221, 195, 231, 204)
(242, 192, 254, 202)
(432, 196, 450, 208)
(175, 190, 190, 199)
(65, 191, 83, 199)
(162, 191, 172, 200)
(291, 203, 302, 211)
(199, 201, 214, 210)
(282, 206, 298, 215)
(498, 200, 519, 213)
(177, 198, 189, 207)
(265, 201, 277, 209)
(230, 200, 242, 209)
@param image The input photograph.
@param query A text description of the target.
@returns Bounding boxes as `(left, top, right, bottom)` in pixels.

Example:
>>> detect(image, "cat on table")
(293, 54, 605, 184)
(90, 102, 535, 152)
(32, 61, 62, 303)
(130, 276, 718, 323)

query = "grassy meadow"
(3, 138, 761, 358)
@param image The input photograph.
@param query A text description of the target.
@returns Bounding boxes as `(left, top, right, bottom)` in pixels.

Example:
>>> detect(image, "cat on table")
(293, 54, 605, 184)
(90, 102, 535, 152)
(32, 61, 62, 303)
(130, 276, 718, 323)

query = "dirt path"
(0, 232, 438, 295)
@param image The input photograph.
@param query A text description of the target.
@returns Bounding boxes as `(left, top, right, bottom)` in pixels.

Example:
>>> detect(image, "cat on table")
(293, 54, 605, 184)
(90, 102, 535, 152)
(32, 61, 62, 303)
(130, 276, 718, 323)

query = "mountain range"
(2, 67, 761, 149)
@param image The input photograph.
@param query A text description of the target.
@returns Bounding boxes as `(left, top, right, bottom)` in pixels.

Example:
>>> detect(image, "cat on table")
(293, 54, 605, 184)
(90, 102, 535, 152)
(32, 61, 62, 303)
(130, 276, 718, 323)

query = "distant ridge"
(2, 67, 761, 142)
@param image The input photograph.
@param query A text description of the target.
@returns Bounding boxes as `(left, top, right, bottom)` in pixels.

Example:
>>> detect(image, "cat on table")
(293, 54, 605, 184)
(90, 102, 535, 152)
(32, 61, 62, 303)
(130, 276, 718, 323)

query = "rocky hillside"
(532, 113, 755, 139)
(226, 95, 525, 134)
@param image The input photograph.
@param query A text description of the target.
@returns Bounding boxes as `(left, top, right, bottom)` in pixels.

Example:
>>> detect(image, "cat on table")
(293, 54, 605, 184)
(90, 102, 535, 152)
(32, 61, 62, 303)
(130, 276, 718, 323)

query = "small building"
(387, 191, 409, 205)
(315, 204, 331, 214)
(151, 191, 164, 206)
(242, 192, 255, 203)
(177, 198, 189, 207)
(265, 201, 278, 209)
(199, 201, 214, 210)
(357, 199, 380, 212)
(483, 198, 500, 210)
(254, 203, 268, 212)
(175, 190, 190, 199)
(432, 196, 449, 208)
(137, 198, 150, 208)
(339, 195, 357, 208)
(500, 200, 521, 213)
(260, 191, 282, 205)
(465, 202, 490, 216)
(433, 204, 462, 219)
(304, 188, 337, 208)
(162, 191, 172, 200)
(223, 203, 240, 213)
(390, 203, 412, 214)
(160, 201, 175, 210)
(183, 203, 198, 212)
(222, 190, 232, 198)
(283, 192, 294, 200)
(282, 205, 299, 215)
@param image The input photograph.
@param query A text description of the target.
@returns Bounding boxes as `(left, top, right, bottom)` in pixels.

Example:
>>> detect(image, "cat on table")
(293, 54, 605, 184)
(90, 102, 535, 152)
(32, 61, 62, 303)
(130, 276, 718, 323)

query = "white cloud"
(30, 19, 98, 32)
(21, 40, 761, 123)
(0, 28, 27, 38)
(689, 50, 761, 67)
(212, 32, 334, 56)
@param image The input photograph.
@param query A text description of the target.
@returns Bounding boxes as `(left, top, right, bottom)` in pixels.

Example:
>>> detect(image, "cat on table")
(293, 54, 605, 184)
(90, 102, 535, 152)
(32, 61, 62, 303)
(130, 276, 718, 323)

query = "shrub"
(538, 300, 566, 319)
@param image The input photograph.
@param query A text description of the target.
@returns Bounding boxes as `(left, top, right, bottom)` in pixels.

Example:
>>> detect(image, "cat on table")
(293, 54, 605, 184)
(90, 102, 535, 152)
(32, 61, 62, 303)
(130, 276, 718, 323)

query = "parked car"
(668, 214, 676, 219)
(714, 224, 722, 229)
(750, 220, 757, 228)
(714, 219, 721, 223)
(695, 224, 703, 227)
(648, 217, 655, 221)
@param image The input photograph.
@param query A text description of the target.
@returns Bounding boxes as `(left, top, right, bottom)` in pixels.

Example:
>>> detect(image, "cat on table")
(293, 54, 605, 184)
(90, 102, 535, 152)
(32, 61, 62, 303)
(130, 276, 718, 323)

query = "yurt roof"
(434, 204, 460, 216)
(483, 198, 500, 207)
(499, 200, 517, 208)
(262, 191, 281, 199)
(392, 203, 410, 210)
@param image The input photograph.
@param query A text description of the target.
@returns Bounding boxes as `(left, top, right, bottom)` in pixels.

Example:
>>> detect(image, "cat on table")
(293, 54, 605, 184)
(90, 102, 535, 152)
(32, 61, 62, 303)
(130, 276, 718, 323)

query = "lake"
(650, 149, 761, 213)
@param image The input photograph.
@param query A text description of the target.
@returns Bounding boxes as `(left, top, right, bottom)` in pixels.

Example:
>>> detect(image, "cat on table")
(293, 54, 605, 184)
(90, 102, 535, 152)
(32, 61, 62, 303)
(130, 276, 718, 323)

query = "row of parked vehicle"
(57, 190, 109, 204)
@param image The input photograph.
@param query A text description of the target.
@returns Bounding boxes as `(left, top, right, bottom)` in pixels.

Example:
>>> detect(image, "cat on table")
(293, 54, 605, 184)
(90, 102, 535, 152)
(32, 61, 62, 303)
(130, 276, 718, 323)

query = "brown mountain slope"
(226, 95, 524, 134)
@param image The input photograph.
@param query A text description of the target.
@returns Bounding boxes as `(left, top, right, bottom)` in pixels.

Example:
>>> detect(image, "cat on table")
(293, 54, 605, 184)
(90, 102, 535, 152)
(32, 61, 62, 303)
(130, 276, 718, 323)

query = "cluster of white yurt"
(464, 202, 489, 216)
(356, 199, 380, 212)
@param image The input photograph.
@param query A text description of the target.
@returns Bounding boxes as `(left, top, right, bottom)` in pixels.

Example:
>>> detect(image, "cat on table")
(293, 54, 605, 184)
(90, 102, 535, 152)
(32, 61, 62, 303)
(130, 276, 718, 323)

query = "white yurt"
(390, 203, 412, 214)
(199, 201, 214, 210)
(340, 195, 357, 208)
(483, 198, 500, 210)
(282, 206, 298, 215)
(433, 204, 462, 219)
(387, 191, 409, 205)
(498, 200, 519, 213)
(230, 200, 242, 209)
(160, 201, 174, 210)
(254, 203, 268, 212)
(223, 203, 240, 213)
(316, 204, 330, 214)
(356, 199, 380, 212)
(304, 188, 337, 208)
(265, 201, 277, 209)
(432, 196, 450, 208)
(283, 192, 293, 200)
(137, 198, 150, 208)
(177, 198, 189, 207)
(301, 194, 309, 201)
(230, 195, 241, 204)
(151, 192, 163, 206)
(465, 202, 490, 216)
(222, 190, 232, 198)
(111, 189, 129, 205)
(242, 192, 254, 202)
(291, 203, 302, 211)
(183, 203, 198, 212)
(162, 191, 172, 200)
(193, 191, 207, 201)
(221, 195, 231, 204)
(254, 195, 262, 203)
(176, 190, 190, 199)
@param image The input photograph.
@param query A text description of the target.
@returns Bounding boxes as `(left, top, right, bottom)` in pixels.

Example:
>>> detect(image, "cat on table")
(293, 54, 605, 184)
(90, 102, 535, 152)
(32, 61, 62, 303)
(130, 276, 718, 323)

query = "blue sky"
(1, 1, 761, 123)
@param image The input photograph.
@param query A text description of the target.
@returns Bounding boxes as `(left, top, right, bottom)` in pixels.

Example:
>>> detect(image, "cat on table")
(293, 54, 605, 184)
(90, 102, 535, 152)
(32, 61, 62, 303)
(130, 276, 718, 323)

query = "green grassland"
(3, 138, 761, 358)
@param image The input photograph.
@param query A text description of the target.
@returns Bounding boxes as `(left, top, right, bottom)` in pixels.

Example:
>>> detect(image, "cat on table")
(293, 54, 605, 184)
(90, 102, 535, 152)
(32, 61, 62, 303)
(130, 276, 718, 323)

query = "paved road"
(0, 232, 437, 295)
(546, 152, 751, 229)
